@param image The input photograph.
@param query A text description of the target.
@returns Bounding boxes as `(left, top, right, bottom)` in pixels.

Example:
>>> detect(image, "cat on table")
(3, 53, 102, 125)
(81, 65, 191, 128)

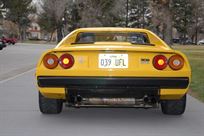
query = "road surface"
(0, 43, 204, 136)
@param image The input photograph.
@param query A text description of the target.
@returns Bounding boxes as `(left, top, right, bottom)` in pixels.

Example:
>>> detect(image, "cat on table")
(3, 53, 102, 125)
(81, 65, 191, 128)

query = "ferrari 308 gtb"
(36, 28, 191, 115)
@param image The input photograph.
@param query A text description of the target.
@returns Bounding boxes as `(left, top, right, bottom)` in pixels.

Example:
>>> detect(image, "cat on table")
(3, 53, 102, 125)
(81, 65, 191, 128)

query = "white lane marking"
(0, 68, 35, 84)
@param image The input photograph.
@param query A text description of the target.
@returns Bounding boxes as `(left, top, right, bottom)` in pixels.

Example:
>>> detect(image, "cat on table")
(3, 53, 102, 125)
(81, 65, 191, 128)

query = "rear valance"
(38, 76, 189, 89)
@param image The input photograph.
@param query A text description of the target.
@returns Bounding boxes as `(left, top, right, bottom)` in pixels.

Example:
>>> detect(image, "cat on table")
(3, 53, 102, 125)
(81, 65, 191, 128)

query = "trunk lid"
(54, 42, 174, 53)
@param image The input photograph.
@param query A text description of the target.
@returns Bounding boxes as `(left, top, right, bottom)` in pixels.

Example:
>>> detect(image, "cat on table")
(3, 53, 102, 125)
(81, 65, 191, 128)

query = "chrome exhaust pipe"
(82, 98, 136, 105)
(72, 95, 157, 108)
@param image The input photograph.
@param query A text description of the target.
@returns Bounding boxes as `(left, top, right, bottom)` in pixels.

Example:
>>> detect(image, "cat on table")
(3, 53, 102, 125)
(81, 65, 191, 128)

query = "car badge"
(141, 58, 150, 64)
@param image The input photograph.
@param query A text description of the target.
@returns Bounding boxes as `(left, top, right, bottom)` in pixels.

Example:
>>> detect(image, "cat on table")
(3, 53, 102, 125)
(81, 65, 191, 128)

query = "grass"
(172, 45, 204, 102)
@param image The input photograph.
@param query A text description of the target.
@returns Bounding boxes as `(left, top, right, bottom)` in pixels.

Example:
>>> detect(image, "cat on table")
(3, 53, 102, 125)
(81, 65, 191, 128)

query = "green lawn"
(172, 45, 204, 102)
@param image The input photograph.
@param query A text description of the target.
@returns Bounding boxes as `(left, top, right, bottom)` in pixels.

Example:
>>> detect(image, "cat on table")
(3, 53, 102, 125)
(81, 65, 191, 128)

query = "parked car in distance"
(36, 27, 191, 115)
(197, 39, 204, 45)
(1, 37, 17, 45)
(0, 41, 6, 50)
(172, 38, 180, 44)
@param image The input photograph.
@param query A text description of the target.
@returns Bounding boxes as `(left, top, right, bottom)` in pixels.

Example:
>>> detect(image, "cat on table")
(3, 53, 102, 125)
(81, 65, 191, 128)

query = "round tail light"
(43, 54, 58, 69)
(153, 55, 168, 70)
(59, 54, 74, 69)
(168, 55, 184, 70)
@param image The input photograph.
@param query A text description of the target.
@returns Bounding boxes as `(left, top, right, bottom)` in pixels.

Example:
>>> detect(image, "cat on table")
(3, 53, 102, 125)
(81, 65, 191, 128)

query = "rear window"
(75, 32, 150, 45)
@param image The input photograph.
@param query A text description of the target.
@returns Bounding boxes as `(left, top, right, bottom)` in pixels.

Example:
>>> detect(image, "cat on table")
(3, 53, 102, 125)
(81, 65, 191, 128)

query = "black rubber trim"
(37, 76, 189, 89)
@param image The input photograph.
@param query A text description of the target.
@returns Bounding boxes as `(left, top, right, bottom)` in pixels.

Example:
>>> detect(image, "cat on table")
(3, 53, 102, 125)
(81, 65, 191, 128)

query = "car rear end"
(36, 28, 191, 115)
(37, 45, 190, 107)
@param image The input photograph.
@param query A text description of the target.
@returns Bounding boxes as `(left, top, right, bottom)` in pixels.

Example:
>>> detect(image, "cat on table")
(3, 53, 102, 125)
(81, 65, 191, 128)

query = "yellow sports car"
(36, 28, 191, 115)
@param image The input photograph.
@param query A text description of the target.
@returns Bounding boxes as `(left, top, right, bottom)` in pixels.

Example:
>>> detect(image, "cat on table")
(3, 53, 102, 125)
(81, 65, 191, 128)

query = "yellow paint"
(36, 27, 191, 100)
(160, 89, 188, 100)
(39, 87, 66, 99)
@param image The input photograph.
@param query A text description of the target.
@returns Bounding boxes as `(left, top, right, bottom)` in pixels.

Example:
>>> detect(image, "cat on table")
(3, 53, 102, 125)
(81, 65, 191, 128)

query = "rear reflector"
(59, 54, 74, 69)
(168, 55, 184, 70)
(43, 54, 58, 69)
(153, 55, 168, 70)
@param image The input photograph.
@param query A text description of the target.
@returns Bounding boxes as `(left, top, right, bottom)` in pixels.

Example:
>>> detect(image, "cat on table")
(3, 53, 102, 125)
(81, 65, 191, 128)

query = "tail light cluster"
(43, 53, 74, 69)
(153, 54, 184, 70)
(43, 54, 58, 69)
(59, 54, 74, 69)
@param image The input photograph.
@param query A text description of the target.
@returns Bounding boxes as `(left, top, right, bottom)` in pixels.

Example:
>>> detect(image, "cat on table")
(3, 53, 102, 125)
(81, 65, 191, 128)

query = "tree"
(38, 12, 57, 41)
(172, 0, 193, 43)
(151, 0, 173, 45)
(0, 0, 4, 19)
(189, 0, 204, 44)
(76, 0, 124, 27)
(64, 2, 81, 32)
(3, 0, 35, 41)
(0, 0, 7, 19)
(128, 0, 152, 28)
(2, 20, 18, 37)
(39, 0, 70, 42)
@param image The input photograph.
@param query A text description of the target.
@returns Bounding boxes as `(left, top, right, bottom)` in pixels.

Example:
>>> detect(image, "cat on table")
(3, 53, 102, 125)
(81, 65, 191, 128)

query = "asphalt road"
(0, 43, 55, 80)
(0, 43, 204, 136)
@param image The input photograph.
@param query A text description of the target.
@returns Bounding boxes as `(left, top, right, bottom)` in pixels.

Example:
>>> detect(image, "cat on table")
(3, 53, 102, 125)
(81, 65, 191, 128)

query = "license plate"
(98, 54, 128, 68)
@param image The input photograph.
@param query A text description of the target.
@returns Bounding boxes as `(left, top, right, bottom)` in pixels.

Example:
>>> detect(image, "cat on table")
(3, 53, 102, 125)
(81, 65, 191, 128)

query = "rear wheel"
(39, 92, 63, 114)
(161, 94, 186, 115)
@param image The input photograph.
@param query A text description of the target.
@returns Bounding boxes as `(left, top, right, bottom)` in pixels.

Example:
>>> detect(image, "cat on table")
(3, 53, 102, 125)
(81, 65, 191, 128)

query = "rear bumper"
(37, 76, 189, 89)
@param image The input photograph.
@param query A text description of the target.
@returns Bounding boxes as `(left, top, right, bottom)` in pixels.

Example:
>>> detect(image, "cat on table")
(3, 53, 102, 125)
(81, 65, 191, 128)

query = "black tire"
(39, 92, 63, 114)
(161, 94, 186, 115)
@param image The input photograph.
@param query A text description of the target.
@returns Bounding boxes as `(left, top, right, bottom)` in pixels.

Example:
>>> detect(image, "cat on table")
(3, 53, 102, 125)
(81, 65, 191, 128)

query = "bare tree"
(151, 0, 173, 45)
(39, 0, 70, 42)
(189, 0, 204, 43)
(76, 0, 125, 27)
(2, 20, 18, 37)
(3, 0, 35, 41)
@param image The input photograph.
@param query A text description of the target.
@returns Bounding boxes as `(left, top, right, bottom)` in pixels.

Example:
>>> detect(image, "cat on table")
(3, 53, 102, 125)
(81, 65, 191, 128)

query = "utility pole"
(126, 0, 129, 27)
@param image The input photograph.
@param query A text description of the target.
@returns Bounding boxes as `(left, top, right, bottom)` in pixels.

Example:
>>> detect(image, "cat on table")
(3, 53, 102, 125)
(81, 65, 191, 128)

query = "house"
(27, 14, 57, 41)
(27, 22, 41, 40)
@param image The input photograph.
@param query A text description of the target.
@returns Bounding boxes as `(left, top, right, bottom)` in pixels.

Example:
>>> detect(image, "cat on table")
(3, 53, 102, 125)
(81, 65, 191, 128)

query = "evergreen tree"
(38, 11, 57, 41)
(172, 0, 193, 42)
(3, 0, 35, 40)
(128, 0, 152, 28)
(65, 2, 81, 32)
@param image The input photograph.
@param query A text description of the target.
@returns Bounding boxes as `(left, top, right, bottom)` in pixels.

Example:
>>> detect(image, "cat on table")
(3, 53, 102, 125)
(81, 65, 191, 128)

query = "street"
(0, 43, 204, 136)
